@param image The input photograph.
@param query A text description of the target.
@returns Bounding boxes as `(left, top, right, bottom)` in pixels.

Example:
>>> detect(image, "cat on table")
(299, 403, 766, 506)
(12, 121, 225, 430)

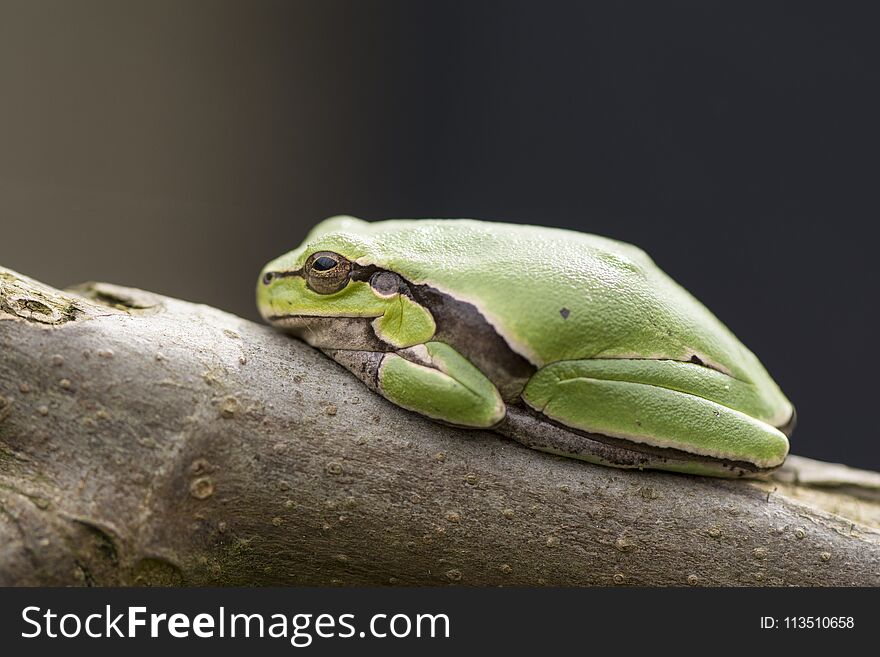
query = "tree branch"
(1, 266, 878, 586)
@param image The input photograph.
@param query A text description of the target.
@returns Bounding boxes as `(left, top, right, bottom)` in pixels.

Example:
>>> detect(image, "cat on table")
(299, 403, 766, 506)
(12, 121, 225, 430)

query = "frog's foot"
(324, 342, 505, 428)
(514, 359, 790, 477)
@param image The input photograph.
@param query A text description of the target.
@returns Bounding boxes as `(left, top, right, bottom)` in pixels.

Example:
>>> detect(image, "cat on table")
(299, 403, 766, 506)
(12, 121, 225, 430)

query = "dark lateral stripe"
(270, 263, 387, 285)
(408, 281, 536, 400)
(349, 263, 384, 282)
(269, 268, 303, 278)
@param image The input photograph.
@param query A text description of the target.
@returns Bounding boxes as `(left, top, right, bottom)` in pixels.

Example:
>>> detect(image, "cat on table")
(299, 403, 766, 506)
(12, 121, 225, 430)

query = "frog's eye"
(304, 251, 352, 295)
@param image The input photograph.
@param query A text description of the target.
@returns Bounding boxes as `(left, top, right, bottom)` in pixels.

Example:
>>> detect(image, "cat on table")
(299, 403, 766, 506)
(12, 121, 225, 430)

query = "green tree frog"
(257, 216, 795, 477)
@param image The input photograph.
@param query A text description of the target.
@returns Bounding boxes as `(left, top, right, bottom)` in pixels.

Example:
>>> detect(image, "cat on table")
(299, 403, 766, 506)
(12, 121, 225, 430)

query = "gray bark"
(1, 266, 878, 586)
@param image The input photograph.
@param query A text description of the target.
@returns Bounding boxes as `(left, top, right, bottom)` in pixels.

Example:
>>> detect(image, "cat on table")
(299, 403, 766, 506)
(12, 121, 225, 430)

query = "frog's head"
(257, 216, 436, 350)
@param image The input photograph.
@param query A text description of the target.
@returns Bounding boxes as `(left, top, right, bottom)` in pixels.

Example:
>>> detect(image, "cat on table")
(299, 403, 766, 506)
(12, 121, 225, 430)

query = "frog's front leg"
(325, 341, 506, 428)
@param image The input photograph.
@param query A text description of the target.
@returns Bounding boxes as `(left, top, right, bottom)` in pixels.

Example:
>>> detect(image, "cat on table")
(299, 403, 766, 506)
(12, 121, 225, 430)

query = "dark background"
(1, 1, 876, 469)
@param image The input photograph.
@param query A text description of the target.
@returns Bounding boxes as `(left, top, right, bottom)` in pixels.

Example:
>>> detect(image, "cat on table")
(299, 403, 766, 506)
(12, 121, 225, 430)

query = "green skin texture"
(257, 216, 793, 475)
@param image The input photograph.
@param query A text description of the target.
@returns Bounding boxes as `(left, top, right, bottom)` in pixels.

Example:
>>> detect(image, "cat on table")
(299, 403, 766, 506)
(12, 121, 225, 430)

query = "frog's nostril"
(262, 272, 275, 285)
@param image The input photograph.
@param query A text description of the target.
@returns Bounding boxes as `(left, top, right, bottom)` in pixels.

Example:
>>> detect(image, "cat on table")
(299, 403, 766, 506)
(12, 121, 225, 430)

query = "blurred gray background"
(1, 1, 877, 469)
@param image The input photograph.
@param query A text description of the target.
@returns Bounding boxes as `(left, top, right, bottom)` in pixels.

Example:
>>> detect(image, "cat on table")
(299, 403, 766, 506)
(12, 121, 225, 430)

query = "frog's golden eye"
(304, 251, 352, 294)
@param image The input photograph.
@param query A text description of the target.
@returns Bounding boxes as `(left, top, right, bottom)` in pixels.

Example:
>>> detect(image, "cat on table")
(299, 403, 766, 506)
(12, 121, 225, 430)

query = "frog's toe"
(777, 406, 797, 437)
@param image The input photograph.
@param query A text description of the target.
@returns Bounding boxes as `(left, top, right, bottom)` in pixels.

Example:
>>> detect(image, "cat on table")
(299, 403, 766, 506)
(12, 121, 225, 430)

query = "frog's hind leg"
(506, 359, 790, 477)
